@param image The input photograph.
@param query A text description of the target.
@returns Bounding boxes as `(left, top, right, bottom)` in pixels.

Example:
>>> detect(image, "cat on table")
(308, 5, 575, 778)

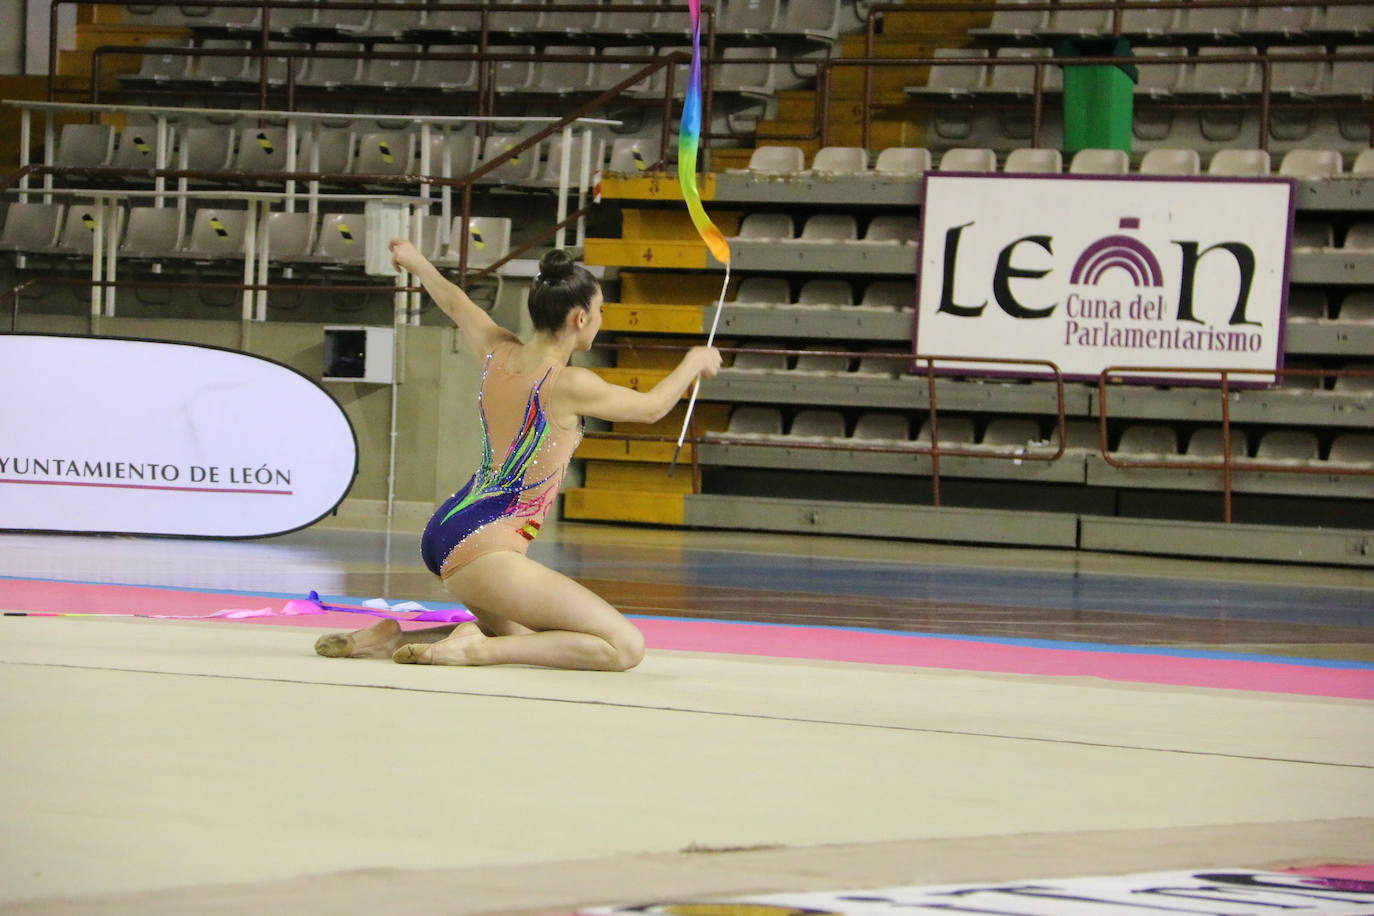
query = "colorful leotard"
(420, 340, 582, 579)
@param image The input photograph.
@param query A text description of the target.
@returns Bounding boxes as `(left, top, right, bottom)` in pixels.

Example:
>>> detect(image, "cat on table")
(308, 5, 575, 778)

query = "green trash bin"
(1057, 37, 1138, 155)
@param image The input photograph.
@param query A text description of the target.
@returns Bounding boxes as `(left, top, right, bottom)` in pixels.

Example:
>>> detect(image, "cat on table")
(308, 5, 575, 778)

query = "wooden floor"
(2, 519, 1373, 913)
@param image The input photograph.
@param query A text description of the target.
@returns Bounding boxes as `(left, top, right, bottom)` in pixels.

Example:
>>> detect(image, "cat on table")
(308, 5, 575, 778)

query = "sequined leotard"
(420, 340, 582, 579)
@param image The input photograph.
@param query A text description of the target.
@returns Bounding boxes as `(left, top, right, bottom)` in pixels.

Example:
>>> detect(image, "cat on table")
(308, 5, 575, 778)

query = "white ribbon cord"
(669, 258, 732, 474)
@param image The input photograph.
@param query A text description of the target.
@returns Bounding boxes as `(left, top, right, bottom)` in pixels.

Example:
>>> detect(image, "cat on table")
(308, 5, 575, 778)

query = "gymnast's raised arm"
(389, 239, 515, 356)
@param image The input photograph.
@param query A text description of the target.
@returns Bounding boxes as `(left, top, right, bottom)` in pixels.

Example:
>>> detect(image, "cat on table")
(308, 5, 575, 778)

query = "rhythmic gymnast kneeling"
(315, 239, 720, 670)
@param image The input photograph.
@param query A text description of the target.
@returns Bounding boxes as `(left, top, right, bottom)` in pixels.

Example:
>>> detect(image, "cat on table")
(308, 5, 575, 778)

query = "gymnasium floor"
(2, 519, 1373, 914)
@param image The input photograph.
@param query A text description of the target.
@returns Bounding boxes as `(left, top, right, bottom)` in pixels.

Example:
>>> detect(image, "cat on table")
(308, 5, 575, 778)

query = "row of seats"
(1287, 289, 1374, 322)
(124, 0, 847, 42)
(0, 202, 513, 267)
(718, 407, 1374, 466)
(913, 45, 1374, 101)
(721, 344, 1374, 392)
(47, 123, 652, 186)
(734, 213, 918, 246)
(124, 40, 784, 98)
(1292, 219, 1374, 251)
(742, 143, 1374, 179)
(731, 278, 913, 311)
(973, 1, 1372, 42)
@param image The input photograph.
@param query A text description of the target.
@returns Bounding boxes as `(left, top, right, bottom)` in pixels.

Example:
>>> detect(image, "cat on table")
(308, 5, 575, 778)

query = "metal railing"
(589, 342, 1069, 503)
(1098, 364, 1374, 522)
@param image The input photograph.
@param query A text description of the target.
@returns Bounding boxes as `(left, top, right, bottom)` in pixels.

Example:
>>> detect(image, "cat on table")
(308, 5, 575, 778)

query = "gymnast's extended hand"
(387, 238, 513, 355)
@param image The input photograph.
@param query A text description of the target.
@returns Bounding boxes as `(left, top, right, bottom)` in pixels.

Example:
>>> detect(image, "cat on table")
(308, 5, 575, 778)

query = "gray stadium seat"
(861, 215, 919, 245)
(1256, 430, 1320, 463)
(1313, 4, 1374, 37)
(980, 418, 1043, 453)
(860, 281, 914, 311)
(723, 406, 783, 439)
(746, 145, 805, 174)
(911, 48, 987, 98)
(1208, 148, 1271, 176)
(874, 147, 932, 176)
(1334, 363, 1374, 394)
(1114, 425, 1179, 458)
(185, 209, 247, 258)
(1280, 148, 1344, 179)
(1, 203, 63, 251)
(1003, 147, 1061, 173)
(1187, 427, 1250, 460)
(492, 46, 536, 92)
(1353, 148, 1374, 176)
(607, 137, 656, 173)
(119, 207, 180, 257)
(313, 212, 367, 263)
(539, 0, 603, 35)
(300, 43, 363, 88)
(1138, 148, 1201, 175)
(787, 410, 846, 441)
(111, 126, 170, 171)
(1292, 218, 1334, 250)
(266, 211, 315, 259)
(939, 147, 997, 172)
(180, 126, 234, 171)
(445, 216, 512, 269)
(733, 276, 790, 306)
(1134, 47, 1187, 98)
(1052, 420, 1102, 454)
(1185, 46, 1260, 96)
(809, 146, 868, 175)
(970, 0, 1047, 40)
(854, 348, 907, 378)
(1269, 46, 1328, 96)
(1337, 292, 1374, 323)
(232, 127, 291, 172)
(195, 39, 253, 85)
(916, 417, 976, 445)
(852, 413, 909, 443)
(358, 44, 421, 88)
(1328, 434, 1374, 466)
(719, 0, 779, 37)
(1069, 148, 1129, 174)
(1286, 288, 1327, 321)
(737, 212, 794, 241)
(981, 47, 1060, 98)
(1251, 3, 1317, 39)
(55, 124, 115, 168)
(1342, 223, 1374, 252)
(1177, 1, 1248, 38)
(792, 346, 851, 376)
(796, 279, 853, 307)
(354, 131, 415, 176)
(301, 128, 354, 174)
(536, 45, 595, 94)
(477, 135, 543, 185)
(729, 342, 790, 372)
(796, 213, 857, 244)
(124, 39, 192, 85)
(54, 204, 125, 254)
(415, 45, 479, 91)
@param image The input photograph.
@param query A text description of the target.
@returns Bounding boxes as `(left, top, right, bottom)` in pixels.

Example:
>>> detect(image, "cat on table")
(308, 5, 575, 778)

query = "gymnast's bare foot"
(392, 621, 486, 666)
(315, 618, 403, 659)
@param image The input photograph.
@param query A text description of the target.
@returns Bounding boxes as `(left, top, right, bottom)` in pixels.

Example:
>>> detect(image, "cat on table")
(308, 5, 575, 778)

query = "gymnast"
(315, 240, 720, 671)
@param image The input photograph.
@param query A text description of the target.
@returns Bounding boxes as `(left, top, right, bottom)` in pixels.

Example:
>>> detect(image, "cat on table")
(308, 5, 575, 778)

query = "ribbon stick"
(669, 0, 731, 476)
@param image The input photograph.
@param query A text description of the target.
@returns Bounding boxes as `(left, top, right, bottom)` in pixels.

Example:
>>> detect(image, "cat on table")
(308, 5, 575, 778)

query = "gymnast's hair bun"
(538, 249, 576, 284)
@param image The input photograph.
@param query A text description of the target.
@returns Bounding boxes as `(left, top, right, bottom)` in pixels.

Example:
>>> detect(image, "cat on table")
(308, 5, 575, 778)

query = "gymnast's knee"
(608, 627, 645, 672)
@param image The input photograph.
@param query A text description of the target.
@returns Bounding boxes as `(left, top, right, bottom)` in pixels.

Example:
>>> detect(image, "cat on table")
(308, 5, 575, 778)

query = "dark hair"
(528, 249, 600, 333)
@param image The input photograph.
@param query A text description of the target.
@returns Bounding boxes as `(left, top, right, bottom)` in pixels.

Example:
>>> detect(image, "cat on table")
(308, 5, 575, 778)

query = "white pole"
(242, 206, 257, 321)
(555, 123, 573, 249)
(104, 199, 118, 316)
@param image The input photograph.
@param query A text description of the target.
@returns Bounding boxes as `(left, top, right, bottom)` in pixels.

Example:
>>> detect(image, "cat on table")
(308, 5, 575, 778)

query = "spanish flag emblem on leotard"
(517, 519, 541, 541)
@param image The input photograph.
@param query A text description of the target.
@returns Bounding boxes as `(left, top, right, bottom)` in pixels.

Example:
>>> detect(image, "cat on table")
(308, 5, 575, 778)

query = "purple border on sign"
(911, 172, 1298, 389)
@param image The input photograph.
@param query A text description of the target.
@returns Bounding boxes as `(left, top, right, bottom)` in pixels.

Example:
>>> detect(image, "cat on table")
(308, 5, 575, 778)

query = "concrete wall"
(2, 0, 25, 73)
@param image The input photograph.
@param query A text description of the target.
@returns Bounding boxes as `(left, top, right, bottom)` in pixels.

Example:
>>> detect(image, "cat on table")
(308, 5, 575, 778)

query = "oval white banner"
(0, 334, 357, 537)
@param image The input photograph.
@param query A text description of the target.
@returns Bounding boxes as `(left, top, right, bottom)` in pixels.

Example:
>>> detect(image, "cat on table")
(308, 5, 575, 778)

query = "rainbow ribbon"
(671, 0, 732, 473)
(678, 0, 730, 266)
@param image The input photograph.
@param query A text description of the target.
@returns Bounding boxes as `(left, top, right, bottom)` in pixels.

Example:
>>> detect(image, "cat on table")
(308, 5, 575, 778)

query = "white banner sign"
(916, 174, 1295, 384)
(0, 335, 357, 537)
(585, 868, 1374, 916)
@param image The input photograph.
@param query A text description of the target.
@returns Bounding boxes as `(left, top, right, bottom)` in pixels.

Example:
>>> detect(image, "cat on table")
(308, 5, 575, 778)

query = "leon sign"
(916, 173, 1296, 384)
(0, 334, 357, 537)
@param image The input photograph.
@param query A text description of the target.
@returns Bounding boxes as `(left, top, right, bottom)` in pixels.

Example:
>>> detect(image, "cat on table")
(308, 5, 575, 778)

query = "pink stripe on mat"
(4, 579, 1372, 700)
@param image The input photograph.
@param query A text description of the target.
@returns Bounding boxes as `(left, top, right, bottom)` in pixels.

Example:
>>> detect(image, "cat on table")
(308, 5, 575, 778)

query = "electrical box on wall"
(323, 326, 395, 384)
(364, 200, 408, 277)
